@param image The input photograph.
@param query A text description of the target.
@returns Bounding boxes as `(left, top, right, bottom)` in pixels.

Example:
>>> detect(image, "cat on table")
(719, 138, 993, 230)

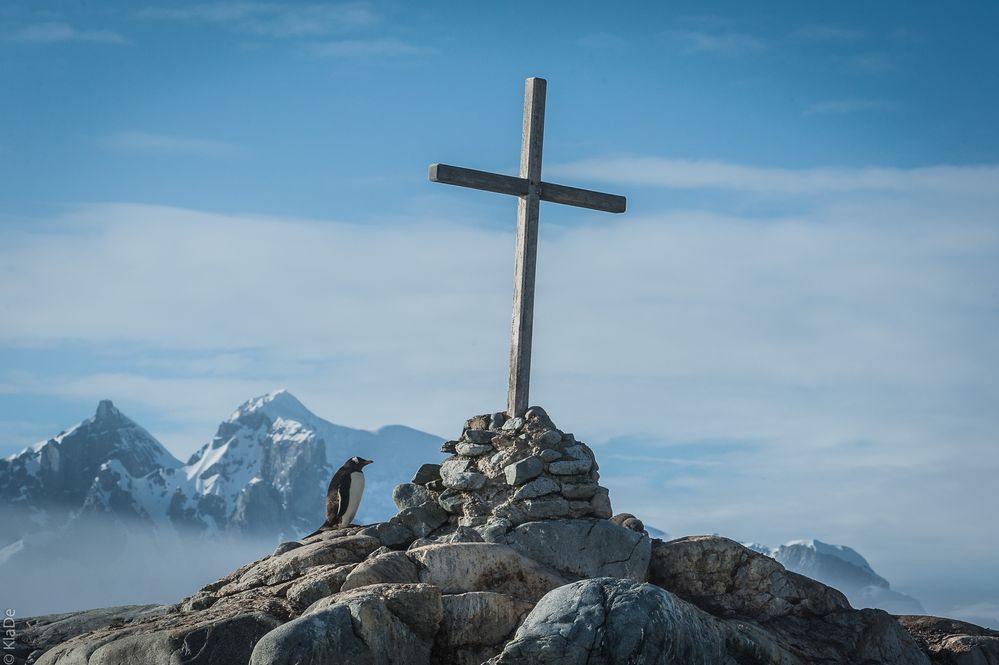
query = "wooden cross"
(429, 77, 627, 418)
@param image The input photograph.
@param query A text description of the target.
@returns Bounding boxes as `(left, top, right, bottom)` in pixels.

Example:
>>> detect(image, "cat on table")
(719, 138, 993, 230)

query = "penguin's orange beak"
(361, 458, 373, 466)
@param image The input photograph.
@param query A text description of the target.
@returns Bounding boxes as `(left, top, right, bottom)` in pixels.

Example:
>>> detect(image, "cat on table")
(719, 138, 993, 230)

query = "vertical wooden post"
(507, 77, 546, 417)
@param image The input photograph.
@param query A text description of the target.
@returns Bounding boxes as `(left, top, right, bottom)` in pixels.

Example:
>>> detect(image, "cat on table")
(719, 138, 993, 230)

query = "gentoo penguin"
(305, 456, 373, 538)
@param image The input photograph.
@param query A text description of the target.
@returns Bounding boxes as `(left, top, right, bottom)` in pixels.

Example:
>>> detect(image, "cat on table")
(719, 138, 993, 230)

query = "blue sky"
(2, 1, 998, 626)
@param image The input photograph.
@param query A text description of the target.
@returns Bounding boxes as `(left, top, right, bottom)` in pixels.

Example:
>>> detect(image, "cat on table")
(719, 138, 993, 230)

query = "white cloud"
(137, 2, 376, 37)
(100, 131, 244, 157)
(7, 22, 126, 45)
(549, 155, 999, 197)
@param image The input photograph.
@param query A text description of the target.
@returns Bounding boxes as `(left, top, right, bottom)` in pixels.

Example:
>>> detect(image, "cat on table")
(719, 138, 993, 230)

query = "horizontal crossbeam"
(429, 163, 626, 214)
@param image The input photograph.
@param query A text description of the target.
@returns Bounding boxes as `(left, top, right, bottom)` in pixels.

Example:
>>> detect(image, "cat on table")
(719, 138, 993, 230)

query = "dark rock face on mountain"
(16, 408, 997, 665)
(0, 400, 180, 545)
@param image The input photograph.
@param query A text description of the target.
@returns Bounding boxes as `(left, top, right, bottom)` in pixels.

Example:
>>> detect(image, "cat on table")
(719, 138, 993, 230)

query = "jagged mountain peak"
(227, 390, 317, 427)
(94, 399, 120, 421)
(779, 538, 877, 576)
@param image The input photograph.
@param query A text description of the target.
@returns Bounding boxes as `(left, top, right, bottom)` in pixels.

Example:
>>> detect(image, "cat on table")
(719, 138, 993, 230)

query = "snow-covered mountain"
(747, 538, 925, 615)
(0, 391, 443, 548)
(0, 399, 181, 547)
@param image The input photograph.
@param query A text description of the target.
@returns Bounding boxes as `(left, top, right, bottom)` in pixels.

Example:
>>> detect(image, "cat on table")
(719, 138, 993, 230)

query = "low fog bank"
(1, 519, 279, 617)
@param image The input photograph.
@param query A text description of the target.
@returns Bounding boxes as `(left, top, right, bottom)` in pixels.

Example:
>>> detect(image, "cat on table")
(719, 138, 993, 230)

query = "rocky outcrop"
(649, 535, 849, 621)
(897, 615, 999, 664)
(504, 519, 650, 581)
(249, 583, 442, 665)
(20, 408, 995, 665)
(488, 577, 801, 665)
(11, 605, 170, 665)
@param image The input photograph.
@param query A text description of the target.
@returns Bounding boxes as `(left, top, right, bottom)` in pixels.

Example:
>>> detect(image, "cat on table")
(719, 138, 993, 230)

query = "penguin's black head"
(346, 456, 373, 471)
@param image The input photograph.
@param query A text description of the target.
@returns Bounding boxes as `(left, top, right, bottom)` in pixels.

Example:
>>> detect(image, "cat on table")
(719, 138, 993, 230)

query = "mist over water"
(1, 517, 279, 616)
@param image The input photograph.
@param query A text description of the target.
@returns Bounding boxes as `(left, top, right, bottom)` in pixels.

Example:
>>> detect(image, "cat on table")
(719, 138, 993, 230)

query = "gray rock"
(547, 458, 592, 475)
(358, 521, 416, 549)
(897, 615, 999, 665)
(538, 449, 561, 462)
(438, 488, 466, 513)
(560, 481, 599, 499)
(536, 430, 563, 447)
(488, 578, 797, 665)
(495, 496, 572, 525)
(477, 518, 513, 543)
(391, 503, 449, 538)
(342, 551, 420, 591)
(501, 417, 525, 432)
(589, 487, 612, 518)
(504, 456, 543, 485)
(465, 429, 495, 444)
(411, 463, 442, 485)
(648, 536, 850, 621)
(456, 442, 494, 456)
(561, 432, 576, 444)
(438, 592, 533, 649)
(440, 440, 458, 453)
(506, 519, 651, 581)
(562, 444, 591, 460)
(40, 612, 283, 665)
(221, 534, 381, 593)
(409, 542, 566, 602)
(443, 471, 487, 491)
(435, 526, 484, 544)
(393, 483, 434, 511)
(252, 583, 442, 665)
(13, 604, 169, 665)
(273, 541, 303, 556)
(490, 412, 508, 429)
(512, 477, 560, 501)
(285, 563, 356, 611)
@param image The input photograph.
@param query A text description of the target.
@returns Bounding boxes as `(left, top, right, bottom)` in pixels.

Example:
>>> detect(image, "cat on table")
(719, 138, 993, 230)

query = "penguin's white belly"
(339, 472, 365, 526)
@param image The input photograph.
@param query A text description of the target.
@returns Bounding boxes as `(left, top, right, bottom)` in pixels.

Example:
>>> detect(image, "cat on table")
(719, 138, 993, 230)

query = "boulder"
(897, 615, 999, 664)
(251, 584, 442, 665)
(649, 536, 849, 621)
(494, 496, 572, 525)
(506, 519, 651, 581)
(408, 542, 566, 602)
(391, 502, 448, 538)
(411, 463, 441, 485)
(219, 534, 381, 595)
(487, 577, 799, 665)
(503, 457, 543, 485)
(465, 429, 495, 444)
(358, 521, 415, 549)
(766, 609, 931, 665)
(341, 551, 420, 591)
(38, 612, 284, 665)
(437, 592, 533, 648)
(456, 442, 494, 456)
(511, 477, 560, 501)
(393, 483, 434, 510)
(283, 563, 356, 611)
(13, 605, 170, 665)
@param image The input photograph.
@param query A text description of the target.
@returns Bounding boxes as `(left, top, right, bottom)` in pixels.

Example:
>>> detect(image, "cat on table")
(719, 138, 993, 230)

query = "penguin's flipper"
(335, 478, 351, 525)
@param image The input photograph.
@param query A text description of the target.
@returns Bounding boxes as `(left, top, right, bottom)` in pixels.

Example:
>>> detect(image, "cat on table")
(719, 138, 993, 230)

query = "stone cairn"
(384, 406, 613, 547)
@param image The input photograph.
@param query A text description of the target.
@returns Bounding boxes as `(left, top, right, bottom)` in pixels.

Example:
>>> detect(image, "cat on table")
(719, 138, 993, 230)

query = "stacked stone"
(389, 407, 611, 545)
